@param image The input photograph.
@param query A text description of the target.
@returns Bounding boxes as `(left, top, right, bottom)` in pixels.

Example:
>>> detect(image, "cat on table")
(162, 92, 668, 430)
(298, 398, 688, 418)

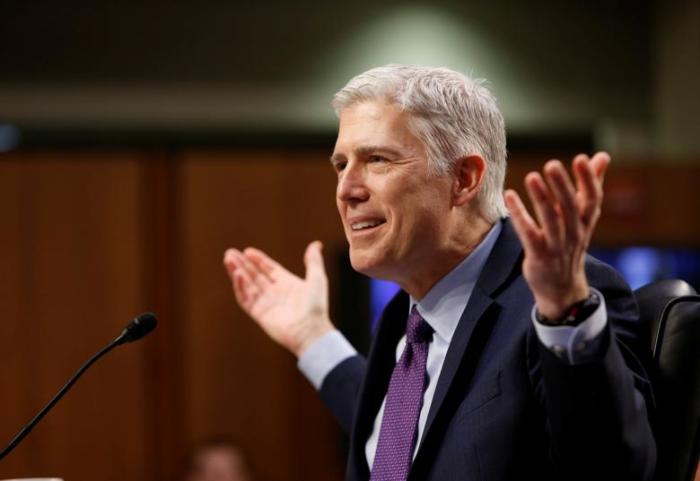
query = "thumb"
(304, 240, 327, 286)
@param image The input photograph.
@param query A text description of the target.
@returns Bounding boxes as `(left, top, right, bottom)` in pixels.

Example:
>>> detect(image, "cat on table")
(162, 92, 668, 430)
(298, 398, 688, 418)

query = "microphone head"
(119, 312, 158, 344)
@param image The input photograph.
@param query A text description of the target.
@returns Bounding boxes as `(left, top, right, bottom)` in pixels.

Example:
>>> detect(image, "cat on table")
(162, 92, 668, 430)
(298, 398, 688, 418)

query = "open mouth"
(350, 219, 386, 232)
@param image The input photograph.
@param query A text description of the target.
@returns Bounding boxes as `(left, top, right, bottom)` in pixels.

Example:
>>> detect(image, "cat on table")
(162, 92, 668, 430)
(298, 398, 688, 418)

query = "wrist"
(534, 285, 591, 321)
(294, 320, 334, 358)
(535, 291, 600, 326)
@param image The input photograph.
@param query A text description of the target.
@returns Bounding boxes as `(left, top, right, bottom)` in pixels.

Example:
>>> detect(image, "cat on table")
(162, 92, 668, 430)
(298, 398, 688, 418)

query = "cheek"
(336, 200, 348, 229)
(335, 193, 343, 214)
(402, 196, 449, 240)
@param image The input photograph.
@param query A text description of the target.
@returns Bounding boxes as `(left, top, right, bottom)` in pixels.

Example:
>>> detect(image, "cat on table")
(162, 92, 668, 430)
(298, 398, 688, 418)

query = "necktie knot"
(406, 306, 433, 344)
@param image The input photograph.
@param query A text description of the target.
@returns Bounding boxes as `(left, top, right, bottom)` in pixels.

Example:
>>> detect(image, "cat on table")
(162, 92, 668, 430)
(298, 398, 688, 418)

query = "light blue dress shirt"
(298, 220, 607, 469)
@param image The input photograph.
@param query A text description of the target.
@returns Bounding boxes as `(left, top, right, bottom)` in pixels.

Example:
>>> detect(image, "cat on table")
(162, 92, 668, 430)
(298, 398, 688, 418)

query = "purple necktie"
(370, 305, 434, 481)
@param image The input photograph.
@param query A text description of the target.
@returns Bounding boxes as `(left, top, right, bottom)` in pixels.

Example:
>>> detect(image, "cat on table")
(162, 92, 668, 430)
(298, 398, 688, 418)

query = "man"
(223, 65, 655, 480)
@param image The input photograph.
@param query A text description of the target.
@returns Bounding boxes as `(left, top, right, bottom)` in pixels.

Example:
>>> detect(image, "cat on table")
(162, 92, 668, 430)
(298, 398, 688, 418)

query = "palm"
(244, 269, 306, 325)
(246, 266, 326, 348)
(223, 241, 332, 356)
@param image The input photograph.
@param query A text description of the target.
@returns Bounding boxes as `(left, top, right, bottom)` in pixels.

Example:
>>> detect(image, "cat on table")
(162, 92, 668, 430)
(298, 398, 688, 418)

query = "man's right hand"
(223, 241, 334, 358)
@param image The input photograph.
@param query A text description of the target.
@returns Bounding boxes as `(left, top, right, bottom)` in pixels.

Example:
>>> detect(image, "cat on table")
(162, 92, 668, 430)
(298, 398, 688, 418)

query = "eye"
(333, 160, 347, 173)
(368, 154, 387, 163)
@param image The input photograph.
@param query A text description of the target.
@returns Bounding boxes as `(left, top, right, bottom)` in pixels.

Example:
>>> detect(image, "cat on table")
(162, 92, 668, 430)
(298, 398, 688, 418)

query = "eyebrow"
(329, 152, 345, 165)
(329, 145, 403, 164)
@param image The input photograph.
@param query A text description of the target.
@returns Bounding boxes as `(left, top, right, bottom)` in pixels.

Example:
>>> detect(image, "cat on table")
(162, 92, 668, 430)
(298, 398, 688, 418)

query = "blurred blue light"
(0, 124, 20, 152)
(370, 279, 401, 329)
(616, 247, 661, 290)
(590, 246, 700, 291)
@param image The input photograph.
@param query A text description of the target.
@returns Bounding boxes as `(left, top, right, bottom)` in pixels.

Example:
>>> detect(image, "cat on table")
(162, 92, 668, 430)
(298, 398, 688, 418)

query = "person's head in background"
(186, 439, 253, 481)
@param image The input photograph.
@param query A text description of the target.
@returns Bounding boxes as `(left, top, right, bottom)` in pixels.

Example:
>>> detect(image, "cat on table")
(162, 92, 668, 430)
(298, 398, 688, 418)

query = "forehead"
(332, 100, 423, 158)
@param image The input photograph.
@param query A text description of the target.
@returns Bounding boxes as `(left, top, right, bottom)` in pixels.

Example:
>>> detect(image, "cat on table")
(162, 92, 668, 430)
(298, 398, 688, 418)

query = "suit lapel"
(420, 286, 496, 437)
(415, 219, 523, 461)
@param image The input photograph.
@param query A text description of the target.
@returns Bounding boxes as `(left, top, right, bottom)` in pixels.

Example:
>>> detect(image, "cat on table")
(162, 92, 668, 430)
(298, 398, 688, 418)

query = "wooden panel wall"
(0, 152, 156, 481)
(0, 148, 697, 481)
(0, 149, 348, 481)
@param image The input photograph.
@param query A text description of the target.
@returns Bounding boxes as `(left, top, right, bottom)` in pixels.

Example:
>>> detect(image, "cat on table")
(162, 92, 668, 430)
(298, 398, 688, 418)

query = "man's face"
(331, 99, 454, 283)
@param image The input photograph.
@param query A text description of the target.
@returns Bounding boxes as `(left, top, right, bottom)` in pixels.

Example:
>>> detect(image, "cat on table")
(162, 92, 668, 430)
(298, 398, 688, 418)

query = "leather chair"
(634, 279, 700, 481)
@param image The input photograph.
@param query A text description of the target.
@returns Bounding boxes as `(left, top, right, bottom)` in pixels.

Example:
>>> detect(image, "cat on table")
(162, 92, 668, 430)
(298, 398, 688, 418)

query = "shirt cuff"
(297, 330, 358, 390)
(531, 287, 607, 365)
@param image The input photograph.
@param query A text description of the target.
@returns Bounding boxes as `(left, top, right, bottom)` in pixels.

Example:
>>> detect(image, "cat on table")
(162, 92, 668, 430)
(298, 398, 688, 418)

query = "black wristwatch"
(535, 292, 601, 327)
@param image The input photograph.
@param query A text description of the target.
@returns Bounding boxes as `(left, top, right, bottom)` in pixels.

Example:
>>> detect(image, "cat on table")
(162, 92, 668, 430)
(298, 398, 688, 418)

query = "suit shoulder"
(584, 253, 633, 292)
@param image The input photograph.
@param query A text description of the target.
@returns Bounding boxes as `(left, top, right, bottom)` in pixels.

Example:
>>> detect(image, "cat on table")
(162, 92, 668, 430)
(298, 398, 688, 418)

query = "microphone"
(0, 312, 158, 461)
(115, 312, 158, 345)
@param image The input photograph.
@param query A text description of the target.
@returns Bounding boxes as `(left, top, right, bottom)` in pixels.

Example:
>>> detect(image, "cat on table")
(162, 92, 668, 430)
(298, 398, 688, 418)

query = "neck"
(401, 215, 494, 299)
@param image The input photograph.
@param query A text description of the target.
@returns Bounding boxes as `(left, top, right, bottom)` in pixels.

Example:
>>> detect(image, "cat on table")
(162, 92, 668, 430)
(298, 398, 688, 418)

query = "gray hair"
(332, 64, 507, 222)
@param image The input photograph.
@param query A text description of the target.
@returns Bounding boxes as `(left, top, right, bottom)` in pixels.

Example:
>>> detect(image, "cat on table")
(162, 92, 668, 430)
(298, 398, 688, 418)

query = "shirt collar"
(409, 220, 503, 343)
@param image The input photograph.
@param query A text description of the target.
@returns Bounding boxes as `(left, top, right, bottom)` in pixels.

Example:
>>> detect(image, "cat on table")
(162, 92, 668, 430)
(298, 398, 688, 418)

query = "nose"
(337, 160, 369, 204)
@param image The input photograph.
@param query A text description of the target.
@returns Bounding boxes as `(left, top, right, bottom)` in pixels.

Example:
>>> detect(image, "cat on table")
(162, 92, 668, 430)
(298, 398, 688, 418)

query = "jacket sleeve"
(319, 355, 367, 434)
(530, 255, 657, 480)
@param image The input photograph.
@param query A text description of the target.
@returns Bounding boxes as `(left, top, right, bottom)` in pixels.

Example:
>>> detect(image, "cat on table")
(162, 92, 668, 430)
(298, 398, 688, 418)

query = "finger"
(544, 160, 580, 244)
(572, 155, 602, 228)
(304, 240, 328, 288)
(504, 190, 546, 255)
(244, 247, 282, 282)
(223, 248, 239, 278)
(523, 171, 562, 249)
(232, 270, 250, 307)
(229, 249, 270, 291)
(590, 151, 611, 182)
(224, 250, 260, 304)
(573, 154, 598, 201)
(224, 250, 247, 301)
(224, 249, 255, 286)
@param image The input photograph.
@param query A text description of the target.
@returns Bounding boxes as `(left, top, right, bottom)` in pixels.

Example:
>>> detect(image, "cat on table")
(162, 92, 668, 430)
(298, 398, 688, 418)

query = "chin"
(349, 247, 393, 280)
(348, 249, 373, 275)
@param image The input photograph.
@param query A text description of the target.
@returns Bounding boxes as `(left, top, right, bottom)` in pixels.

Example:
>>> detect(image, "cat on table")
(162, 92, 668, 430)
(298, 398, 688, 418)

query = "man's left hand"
(504, 152, 610, 321)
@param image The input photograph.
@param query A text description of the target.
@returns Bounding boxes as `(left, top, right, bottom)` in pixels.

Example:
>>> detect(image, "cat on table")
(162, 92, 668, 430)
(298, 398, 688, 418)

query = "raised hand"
(504, 152, 610, 320)
(223, 241, 334, 357)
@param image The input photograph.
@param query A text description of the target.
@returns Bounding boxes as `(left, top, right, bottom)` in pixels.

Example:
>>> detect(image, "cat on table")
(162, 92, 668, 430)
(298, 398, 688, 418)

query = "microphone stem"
(0, 336, 122, 461)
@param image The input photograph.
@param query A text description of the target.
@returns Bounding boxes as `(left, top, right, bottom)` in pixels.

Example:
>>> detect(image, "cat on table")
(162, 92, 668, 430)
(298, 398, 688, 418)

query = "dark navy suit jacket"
(320, 219, 656, 481)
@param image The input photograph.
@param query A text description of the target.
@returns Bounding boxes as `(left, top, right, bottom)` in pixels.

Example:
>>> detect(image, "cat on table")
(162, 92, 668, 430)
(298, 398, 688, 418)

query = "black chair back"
(634, 279, 700, 481)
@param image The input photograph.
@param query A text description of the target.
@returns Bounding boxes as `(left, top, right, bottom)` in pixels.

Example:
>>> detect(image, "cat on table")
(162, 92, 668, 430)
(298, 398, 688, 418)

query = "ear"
(452, 155, 486, 206)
